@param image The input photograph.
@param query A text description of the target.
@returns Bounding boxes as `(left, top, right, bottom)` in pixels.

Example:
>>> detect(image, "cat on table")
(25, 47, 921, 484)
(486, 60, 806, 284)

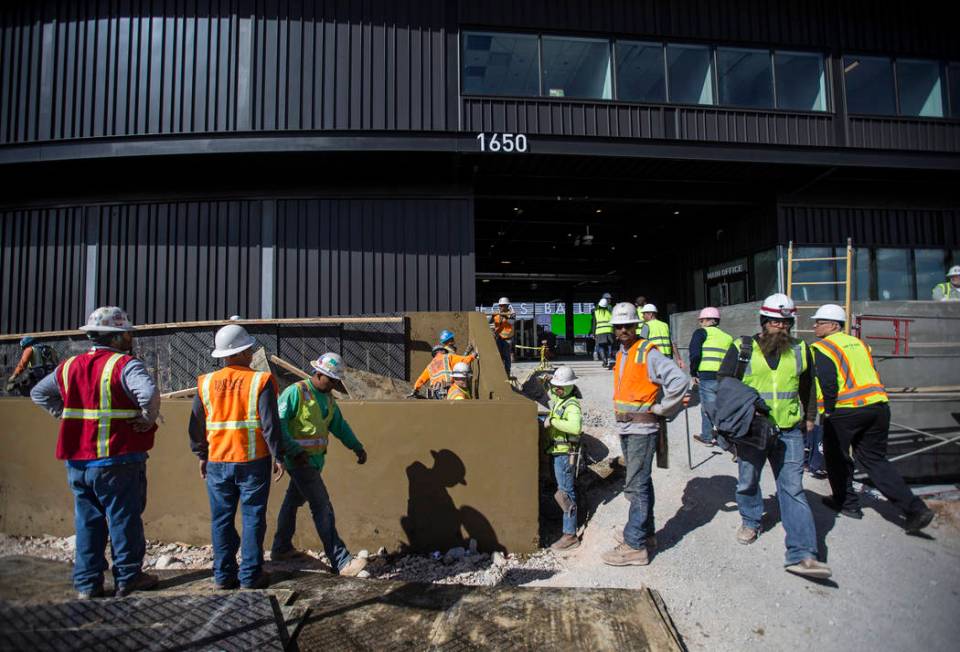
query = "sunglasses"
(614, 324, 635, 331)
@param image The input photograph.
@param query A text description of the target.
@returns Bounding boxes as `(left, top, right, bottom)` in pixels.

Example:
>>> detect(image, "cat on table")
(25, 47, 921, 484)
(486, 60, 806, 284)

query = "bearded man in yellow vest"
(189, 324, 285, 590)
(716, 294, 830, 579)
(270, 352, 369, 576)
(811, 305, 934, 533)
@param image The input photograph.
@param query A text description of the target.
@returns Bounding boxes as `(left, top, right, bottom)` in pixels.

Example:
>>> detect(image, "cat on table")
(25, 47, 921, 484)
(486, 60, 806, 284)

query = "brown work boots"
(550, 534, 580, 551)
(339, 556, 368, 577)
(601, 543, 650, 566)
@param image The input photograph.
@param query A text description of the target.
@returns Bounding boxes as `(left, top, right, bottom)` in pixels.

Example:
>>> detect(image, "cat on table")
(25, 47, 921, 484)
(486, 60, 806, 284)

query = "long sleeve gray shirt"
(188, 382, 283, 462)
(615, 344, 690, 435)
(30, 346, 160, 424)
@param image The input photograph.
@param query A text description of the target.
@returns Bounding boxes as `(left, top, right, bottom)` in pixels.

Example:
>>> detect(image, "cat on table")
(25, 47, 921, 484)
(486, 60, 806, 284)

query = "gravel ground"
(3, 357, 958, 650)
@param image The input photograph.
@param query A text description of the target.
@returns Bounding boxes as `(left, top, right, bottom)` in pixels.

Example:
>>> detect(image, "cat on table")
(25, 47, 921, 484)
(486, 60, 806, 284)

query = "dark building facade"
(1, 0, 958, 333)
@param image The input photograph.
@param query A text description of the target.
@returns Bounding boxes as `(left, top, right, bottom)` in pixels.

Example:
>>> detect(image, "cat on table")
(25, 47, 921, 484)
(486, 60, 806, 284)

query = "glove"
(356, 448, 367, 465)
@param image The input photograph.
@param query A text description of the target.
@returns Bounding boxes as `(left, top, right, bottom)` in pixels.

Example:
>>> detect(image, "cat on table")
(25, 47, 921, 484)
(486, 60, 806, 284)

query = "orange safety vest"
(811, 333, 888, 410)
(613, 339, 660, 418)
(198, 365, 276, 462)
(493, 313, 514, 339)
(447, 384, 471, 400)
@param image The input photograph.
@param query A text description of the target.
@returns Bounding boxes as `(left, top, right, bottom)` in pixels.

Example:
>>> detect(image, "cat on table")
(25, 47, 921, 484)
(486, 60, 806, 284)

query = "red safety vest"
(54, 349, 155, 460)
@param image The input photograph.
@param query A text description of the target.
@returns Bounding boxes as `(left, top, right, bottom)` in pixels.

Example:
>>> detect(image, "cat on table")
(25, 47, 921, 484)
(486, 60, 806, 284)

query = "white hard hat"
(948, 265, 960, 277)
(498, 297, 510, 305)
(550, 366, 578, 387)
(228, 315, 242, 321)
(79, 306, 135, 332)
(598, 298, 609, 308)
(812, 304, 846, 323)
(640, 304, 658, 314)
(610, 302, 641, 325)
(311, 352, 346, 381)
(451, 361, 472, 379)
(759, 293, 797, 319)
(212, 324, 256, 358)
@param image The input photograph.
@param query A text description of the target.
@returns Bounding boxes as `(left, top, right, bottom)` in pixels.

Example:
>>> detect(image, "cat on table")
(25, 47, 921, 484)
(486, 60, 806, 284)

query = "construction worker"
(688, 307, 733, 447)
(6, 335, 58, 395)
(932, 265, 960, 300)
(639, 304, 682, 368)
(634, 296, 646, 321)
(602, 303, 688, 567)
(189, 323, 285, 590)
(491, 297, 515, 376)
(716, 293, 831, 579)
(411, 332, 477, 399)
(543, 366, 583, 551)
(592, 298, 614, 369)
(811, 304, 935, 532)
(29, 306, 160, 599)
(447, 362, 473, 400)
(270, 352, 369, 576)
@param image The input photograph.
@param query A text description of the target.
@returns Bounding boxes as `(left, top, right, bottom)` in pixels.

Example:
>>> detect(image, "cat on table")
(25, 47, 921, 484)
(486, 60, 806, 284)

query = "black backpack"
(715, 336, 781, 451)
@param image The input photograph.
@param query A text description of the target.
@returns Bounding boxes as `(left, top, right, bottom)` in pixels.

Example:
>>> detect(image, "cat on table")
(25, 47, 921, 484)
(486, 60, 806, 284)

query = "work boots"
(736, 525, 759, 545)
(115, 572, 159, 598)
(612, 530, 657, 551)
(904, 507, 935, 534)
(550, 534, 580, 551)
(785, 558, 832, 579)
(601, 543, 650, 566)
(339, 557, 368, 577)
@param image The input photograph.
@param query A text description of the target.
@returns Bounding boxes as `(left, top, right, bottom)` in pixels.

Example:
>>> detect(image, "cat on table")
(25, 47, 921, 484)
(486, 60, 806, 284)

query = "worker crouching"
(544, 366, 583, 551)
(447, 362, 473, 400)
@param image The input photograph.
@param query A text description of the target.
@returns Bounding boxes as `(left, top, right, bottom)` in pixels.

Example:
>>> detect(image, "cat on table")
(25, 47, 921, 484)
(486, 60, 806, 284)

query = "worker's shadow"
(400, 449, 507, 557)
(655, 475, 738, 554)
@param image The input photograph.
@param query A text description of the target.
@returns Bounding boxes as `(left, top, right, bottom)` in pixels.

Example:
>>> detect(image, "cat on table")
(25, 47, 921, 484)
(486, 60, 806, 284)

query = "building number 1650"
(476, 132, 528, 153)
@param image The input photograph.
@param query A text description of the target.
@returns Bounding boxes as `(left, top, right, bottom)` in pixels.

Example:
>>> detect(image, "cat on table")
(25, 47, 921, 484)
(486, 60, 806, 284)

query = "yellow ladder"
(786, 238, 853, 335)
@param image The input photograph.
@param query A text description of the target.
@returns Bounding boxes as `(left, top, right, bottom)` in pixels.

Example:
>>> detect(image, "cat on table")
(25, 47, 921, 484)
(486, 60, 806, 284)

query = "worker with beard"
(716, 293, 830, 579)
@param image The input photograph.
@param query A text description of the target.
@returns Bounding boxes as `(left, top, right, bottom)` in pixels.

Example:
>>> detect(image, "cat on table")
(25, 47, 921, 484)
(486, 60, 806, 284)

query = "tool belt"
(615, 412, 659, 424)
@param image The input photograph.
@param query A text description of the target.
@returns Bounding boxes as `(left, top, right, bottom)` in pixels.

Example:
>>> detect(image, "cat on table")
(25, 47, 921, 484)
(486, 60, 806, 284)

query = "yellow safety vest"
(699, 326, 733, 373)
(546, 395, 581, 455)
(811, 332, 888, 410)
(288, 379, 336, 455)
(594, 308, 613, 335)
(447, 384, 471, 400)
(644, 319, 672, 356)
(742, 338, 808, 429)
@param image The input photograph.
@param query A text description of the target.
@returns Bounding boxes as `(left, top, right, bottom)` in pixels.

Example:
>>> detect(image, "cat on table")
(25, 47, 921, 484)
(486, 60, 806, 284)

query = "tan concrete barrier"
(0, 312, 539, 554)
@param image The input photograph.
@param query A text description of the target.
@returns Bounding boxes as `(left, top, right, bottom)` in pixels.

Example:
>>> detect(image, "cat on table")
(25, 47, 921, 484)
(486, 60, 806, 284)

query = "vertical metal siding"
(778, 206, 960, 247)
(273, 197, 474, 317)
(0, 206, 86, 333)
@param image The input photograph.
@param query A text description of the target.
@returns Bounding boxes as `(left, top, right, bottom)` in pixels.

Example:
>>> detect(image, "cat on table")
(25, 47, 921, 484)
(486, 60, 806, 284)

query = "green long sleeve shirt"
(548, 395, 582, 438)
(277, 381, 363, 472)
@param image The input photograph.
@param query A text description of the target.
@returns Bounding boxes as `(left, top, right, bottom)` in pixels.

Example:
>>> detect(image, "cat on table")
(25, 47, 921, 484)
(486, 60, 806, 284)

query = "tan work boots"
(601, 543, 650, 566)
(339, 556, 368, 577)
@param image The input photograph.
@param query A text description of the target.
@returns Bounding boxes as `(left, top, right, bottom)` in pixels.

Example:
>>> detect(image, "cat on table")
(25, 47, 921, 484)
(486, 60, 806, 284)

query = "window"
(792, 247, 838, 302)
(915, 249, 946, 298)
(541, 36, 612, 100)
(897, 59, 944, 117)
(851, 248, 871, 300)
(950, 64, 960, 118)
(775, 51, 827, 111)
(667, 44, 714, 105)
(752, 249, 779, 299)
(462, 32, 540, 97)
(616, 41, 666, 102)
(876, 249, 913, 299)
(844, 56, 895, 115)
(716, 47, 773, 108)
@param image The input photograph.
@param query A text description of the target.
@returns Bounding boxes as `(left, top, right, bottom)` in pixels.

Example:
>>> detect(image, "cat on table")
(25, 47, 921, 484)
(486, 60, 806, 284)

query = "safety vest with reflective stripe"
(447, 384, 471, 401)
(198, 366, 274, 463)
(811, 332, 888, 410)
(934, 282, 960, 300)
(493, 313, 514, 339)
(698, 326, 734, 373)
(742, 338, 807, 429)
(54, 349, 155, 461)
(644, 319, 672, 356)
(546, 394, 581, 454)
(286, 379, 336, 455)
(594, 308, 613, 335)
(613, 339, 660, 418)
(427, 353, 453, 389)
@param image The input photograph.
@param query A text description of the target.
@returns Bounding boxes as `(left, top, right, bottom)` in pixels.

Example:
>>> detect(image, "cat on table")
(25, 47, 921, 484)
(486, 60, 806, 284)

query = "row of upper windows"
(462, 31, 960, 119)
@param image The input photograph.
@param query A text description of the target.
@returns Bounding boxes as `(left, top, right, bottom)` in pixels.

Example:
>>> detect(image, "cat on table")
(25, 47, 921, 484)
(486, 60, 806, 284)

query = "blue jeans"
(736, 428, 819, 565)
(205, 457, 271, 586)
(67, 461, 147, 592)
(698, 378, 718, 442)
(806, 424, 825, 473)
(553, 454, 577, 535)
(621, 433, 657, 548)
(272, 464, 352, 572)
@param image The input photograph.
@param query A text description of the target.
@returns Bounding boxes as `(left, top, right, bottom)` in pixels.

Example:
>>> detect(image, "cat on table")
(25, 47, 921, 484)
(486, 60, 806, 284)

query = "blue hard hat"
(439, 329, 455, 344)
(20, 336, 35, 347)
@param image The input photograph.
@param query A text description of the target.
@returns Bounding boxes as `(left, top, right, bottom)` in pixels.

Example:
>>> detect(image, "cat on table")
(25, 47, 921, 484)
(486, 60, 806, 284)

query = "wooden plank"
(160, 388, 196, 399)
(270, 354, 311, 380)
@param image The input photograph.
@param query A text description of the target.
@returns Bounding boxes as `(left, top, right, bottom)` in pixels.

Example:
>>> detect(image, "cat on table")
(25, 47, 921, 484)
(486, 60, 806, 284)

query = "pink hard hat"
(698, 307, 721, 320)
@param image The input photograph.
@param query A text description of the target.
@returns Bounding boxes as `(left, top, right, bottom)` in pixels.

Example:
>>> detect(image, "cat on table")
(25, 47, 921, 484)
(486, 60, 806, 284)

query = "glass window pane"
(615, 41, 665, 102)
(775, 51, 826, 111)
(949, 64, 960, 118)
(915, 249, 946, 299)
(667, 44, 714, 105)
(753, 248, 779, 299)
(876, 249, 913, 300)
(716, 47, 773, 108)
(792, 247, 838, 302)
(844, 56, 895, 115)
(897, 59, 944, 117)
(462, 32, 540, 97)
(851, 248, 871, 300)
(542, 36, 612, 100)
